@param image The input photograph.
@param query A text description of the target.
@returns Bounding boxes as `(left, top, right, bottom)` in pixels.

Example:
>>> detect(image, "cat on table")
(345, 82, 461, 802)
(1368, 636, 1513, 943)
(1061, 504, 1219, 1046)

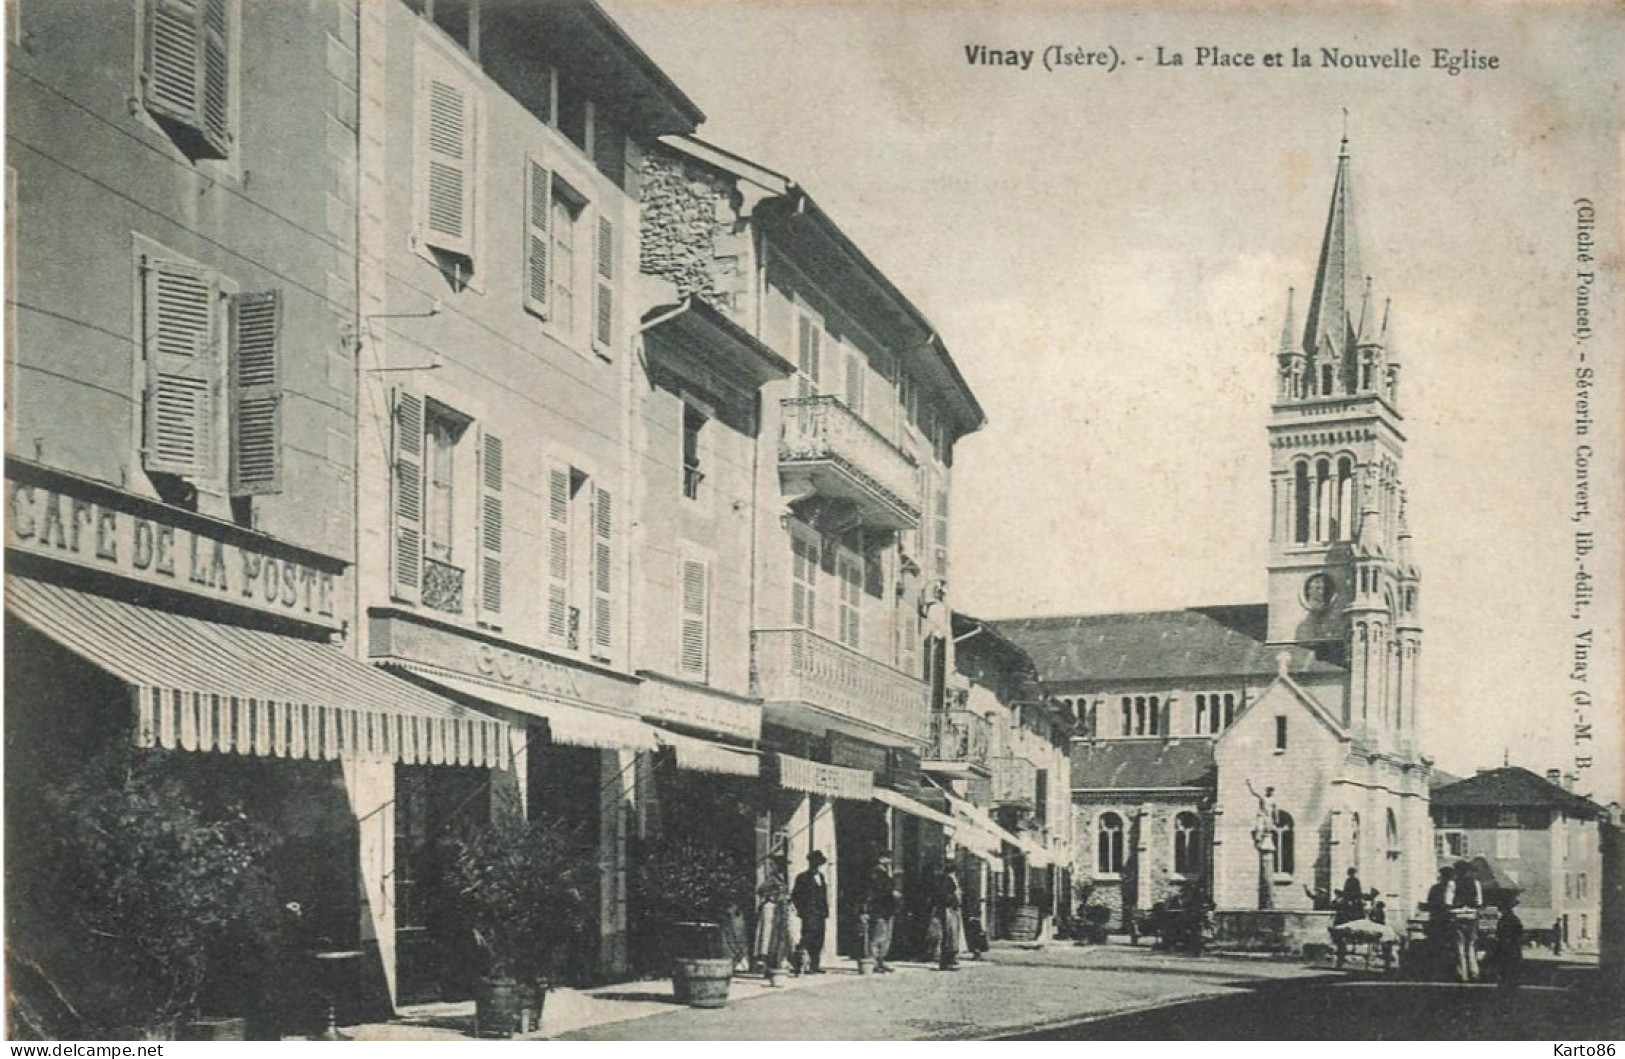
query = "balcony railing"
(927, 709, 992, 770)
(990, 755, 1038, 809)
(779, 396, 920, 529)
(422, 557, 465, 614)
(752, 628, 930, 744)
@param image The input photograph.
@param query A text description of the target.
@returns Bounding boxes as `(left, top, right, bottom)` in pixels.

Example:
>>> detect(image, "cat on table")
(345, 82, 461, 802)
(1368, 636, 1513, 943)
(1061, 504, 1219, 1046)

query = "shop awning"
(655, 729, 759, 777)
(773, 753, 873, 800)
(1008, 833, 1055, 868)
(5, 577, 508, 768)
(929, 782, 1022, 862)
(386, 661, 658, 752)
(873, 787, 960, 831)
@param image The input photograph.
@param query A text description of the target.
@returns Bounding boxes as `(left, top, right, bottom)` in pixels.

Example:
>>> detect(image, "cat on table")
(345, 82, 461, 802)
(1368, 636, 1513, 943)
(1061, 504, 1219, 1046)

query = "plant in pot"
(9, 744, 281, 1040)
(628, 835, 754, 1008)
(449, 814, 593, 1038)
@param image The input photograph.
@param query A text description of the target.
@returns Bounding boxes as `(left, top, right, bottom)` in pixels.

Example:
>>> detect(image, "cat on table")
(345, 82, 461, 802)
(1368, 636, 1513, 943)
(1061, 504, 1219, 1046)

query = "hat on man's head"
(808, 851, 827, 865)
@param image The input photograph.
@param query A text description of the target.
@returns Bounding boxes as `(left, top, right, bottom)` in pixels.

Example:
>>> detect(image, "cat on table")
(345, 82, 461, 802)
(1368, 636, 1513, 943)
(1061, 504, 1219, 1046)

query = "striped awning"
(873, 786, 960, 831)
(932, 784, 1019, 861)
(386, 662, 659, 752)
(5, 576, 508, 768)
(655, 729, 759, 777)
(773, 753, 873, 800)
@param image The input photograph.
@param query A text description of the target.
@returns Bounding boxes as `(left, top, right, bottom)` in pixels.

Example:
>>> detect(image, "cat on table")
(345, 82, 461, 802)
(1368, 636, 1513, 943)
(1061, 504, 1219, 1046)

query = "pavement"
(347, 940, 1332, 1041)
(344, 942, 1618, 1041)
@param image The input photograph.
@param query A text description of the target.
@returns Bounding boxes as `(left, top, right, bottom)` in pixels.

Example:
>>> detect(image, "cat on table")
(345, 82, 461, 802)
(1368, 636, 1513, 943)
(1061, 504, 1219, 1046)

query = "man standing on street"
(862, 853, 900, 973)
(791, 851, 830, 974)
(1447, 859, 1483, 982)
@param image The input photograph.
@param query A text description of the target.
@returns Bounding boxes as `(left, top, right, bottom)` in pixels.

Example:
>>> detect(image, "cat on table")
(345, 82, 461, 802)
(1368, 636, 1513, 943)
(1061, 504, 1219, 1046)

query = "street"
(459, 943, 1619, 1042)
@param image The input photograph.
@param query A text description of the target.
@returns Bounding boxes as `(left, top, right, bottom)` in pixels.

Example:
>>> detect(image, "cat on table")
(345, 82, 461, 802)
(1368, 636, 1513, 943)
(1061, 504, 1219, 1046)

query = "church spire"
(1279, 287, 1298, 353)
(1302, 138, 1363, 378)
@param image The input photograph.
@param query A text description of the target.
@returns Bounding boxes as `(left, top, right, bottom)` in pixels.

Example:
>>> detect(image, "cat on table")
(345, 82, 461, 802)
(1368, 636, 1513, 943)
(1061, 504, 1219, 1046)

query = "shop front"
(4, 465, 507, 1032)
(368, 608, 655, 984)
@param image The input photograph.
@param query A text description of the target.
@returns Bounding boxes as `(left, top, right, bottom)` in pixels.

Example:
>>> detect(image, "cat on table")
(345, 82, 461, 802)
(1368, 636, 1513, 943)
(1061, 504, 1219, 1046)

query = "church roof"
(1072, 739, 1216, 791)
(991, 605, 1344, 685)
(1302, 139, 1369, 363)
(1432, 767, 1603, 818)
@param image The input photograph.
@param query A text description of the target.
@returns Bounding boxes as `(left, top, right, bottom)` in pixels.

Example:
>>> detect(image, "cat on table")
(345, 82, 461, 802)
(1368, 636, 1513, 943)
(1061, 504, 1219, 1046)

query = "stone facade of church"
(997, 141, 1436, 927)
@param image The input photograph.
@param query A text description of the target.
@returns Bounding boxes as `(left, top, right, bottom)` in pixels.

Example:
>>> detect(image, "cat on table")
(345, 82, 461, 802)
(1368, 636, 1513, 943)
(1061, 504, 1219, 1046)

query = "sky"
(599, 0, 1623, 802)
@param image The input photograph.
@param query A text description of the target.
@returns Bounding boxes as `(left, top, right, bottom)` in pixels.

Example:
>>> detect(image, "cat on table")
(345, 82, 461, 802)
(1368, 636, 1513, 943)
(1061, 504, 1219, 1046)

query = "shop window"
(142, 0, 234, 161)
(1097, 812, 1125, 876)
(1173, 812, 1199, 877)
(140, 251, 283, 506)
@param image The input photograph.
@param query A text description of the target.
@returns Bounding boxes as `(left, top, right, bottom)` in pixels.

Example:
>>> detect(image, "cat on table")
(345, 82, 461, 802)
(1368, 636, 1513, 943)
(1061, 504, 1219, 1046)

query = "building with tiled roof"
(989, 139, 1437, 927)
(1432, 768, 1605, 952)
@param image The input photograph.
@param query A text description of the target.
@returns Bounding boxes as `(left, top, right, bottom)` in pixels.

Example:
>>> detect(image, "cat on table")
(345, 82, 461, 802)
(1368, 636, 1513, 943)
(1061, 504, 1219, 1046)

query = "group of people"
(750, 851, 988, 979)
(1423, 858, 1523, 986)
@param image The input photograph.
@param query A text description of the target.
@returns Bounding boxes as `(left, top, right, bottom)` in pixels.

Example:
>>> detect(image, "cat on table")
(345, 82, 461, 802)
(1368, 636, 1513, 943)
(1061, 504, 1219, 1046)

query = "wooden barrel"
(672, 957, 733, 1009)
(1008, 904, 1041, 942)
(473, 978, 546, 1038)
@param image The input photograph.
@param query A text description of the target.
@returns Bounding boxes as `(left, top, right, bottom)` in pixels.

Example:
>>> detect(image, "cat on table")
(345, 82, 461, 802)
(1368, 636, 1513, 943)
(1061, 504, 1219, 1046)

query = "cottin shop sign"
(7, 476, 340, 627)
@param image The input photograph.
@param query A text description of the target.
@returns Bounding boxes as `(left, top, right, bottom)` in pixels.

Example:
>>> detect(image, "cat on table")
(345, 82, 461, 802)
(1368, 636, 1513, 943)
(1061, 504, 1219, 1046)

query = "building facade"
(1432, 767, 1606, 954)
(996, 140, 1435, 927)
(5, 0, 505, 1029)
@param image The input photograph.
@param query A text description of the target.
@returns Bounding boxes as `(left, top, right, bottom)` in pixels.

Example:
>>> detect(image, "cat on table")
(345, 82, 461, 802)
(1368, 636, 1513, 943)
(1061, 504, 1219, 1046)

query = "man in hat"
(1447, 859, 1484, 982)
(791, 851, 831, 974)
(861, 853, 901, 973)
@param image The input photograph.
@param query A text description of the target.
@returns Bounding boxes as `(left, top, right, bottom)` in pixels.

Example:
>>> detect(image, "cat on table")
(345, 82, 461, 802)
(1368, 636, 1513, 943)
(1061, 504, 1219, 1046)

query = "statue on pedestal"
(1246, 779, 1279, 909)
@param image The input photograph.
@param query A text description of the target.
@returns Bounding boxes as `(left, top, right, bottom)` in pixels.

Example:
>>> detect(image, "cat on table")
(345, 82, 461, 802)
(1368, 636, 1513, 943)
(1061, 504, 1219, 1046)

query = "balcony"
(990, 755, 1038, 810)
(779, 396, 920, 530)
(752, 628, 930, 746)
(923, 709, 992, 777)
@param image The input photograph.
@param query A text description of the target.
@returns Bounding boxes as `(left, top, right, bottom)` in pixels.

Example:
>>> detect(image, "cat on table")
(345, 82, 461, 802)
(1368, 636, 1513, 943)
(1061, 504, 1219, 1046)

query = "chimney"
(1547, 769, 1563, 786)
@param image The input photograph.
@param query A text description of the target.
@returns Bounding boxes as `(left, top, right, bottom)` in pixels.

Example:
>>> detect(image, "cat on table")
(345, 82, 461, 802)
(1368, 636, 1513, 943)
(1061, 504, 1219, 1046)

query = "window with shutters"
(141, 0, 234, 161)
(837, 551, 861, 649)
(414, 50, 478, 274)
(139, 251, 281, 505)
(678, 555, 710, 681)
(843, 346, 865, 418)
(390, 392, 475, 616)
(544, 461, 615, 662)
(790, 524, 819, 631)
(795, 313, 822, 399)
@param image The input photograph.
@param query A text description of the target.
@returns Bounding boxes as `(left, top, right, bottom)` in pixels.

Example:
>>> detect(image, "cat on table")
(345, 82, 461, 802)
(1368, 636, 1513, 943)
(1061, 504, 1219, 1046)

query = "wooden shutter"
(844, 347, 865, 417)
(200, 0, 229, 152)
(523, 157, 551, 316)
(545, 463, 571, 644)
(421, 68, 473, 256)
(796, 315, 820, 399)
(391, 388, 426, 604)
(791, 532, 817, 629)
(142, 256, 217, 478)
(679, 557, 708, 679)
(476, 432, 503, 623)
(227, 291, 281, 495)
(590, 485, 614, 658)
(933, 487, 949, 579)
(593, 215, 616, 351)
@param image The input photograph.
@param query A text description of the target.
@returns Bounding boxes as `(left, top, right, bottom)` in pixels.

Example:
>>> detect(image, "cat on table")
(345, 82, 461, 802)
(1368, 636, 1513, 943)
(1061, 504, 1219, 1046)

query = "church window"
(1314, 457, 1332, 542)
(1275, 715, 1288, 751)
(1580, 913, 1589, 940)
(1386, 809, 1400, 862)
(1335, 457, 1354, 540)
(1097, 812, 1125, 875)
(1320, 362, 1334, 395)
(1223, 693, 1236, 729)
(1351, 812, 1361, 870)
(1173, 812, 1200, 877)
(1274, 811, 1295, 876)
(1120, 696, 1132, 737)
(1293, 461, 1311, 544)
(1195, 695, 1206, 734)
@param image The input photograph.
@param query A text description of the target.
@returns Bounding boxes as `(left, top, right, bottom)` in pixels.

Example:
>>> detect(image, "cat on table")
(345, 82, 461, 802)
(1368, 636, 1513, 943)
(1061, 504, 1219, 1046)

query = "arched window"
(1097, 812, 1125, 875)
(1274, 811, 1295, 876)
(1321, 362, 1334, 395)
(1173, 812, 1200, 877)
(1222, 693, 1236, 730)
(1386, 808, 1400, 862)
(1293, 461, 1311, 543)
(1148, 695, 1160, 736)
(1195, 694, 1207, 734)
(1120, 696, 1132, 737)
(1335, 457, 1354, 540)
(1350, 812, 1361, 871)
(1315, 457, 1332, 542)
(1134, 696, 1147, 736)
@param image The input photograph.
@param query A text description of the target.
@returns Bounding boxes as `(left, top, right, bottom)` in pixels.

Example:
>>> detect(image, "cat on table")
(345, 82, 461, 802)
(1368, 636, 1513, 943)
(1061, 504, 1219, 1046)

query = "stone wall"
(1211, 909, 1336, 954)
(638, 146, 740, 304)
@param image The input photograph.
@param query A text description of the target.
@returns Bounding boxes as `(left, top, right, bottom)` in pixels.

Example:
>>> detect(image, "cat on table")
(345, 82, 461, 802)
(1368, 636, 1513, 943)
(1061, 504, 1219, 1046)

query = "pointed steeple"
(1279, 287, 1299, 353)
(1302, 137, 1363, 373)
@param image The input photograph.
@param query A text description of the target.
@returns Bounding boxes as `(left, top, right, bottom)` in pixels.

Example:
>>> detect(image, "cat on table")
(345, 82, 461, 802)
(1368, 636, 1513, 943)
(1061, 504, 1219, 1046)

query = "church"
(994, 139, 1436, 926)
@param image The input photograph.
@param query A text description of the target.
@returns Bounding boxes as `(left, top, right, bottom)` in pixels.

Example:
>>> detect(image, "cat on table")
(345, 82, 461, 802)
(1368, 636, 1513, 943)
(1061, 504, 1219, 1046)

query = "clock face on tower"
(1302, 573, 1338, 612)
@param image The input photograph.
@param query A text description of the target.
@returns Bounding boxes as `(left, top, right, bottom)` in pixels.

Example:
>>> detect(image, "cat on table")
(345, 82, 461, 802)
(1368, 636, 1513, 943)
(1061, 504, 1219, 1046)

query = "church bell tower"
(1265, 138, 1422, 754)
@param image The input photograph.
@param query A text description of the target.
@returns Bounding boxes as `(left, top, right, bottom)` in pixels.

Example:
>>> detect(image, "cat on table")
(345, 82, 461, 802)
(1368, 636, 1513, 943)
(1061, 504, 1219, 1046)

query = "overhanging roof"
(1432, 767, 1603, 818)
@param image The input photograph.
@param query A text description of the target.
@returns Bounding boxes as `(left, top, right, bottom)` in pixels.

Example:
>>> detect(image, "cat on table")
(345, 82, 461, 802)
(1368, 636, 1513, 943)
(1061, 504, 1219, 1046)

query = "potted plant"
(628, 836, 753, 1008)
(449, 814, 593, 1037)
(9, 745, 280, 1040)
